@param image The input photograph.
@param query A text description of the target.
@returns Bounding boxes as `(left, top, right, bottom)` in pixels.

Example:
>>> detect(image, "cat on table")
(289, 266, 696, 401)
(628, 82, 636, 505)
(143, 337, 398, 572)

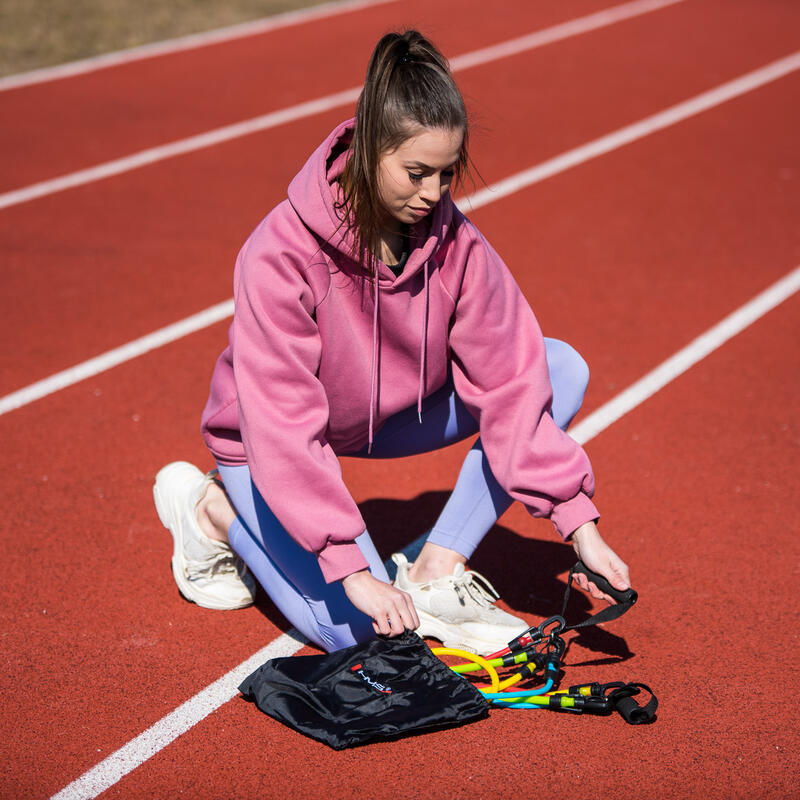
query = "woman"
(154, 30, 630, 656)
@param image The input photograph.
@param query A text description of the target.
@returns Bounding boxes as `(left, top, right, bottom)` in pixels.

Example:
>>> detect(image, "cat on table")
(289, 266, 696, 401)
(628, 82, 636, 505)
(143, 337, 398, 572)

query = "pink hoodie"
(201, 119, 599, 583)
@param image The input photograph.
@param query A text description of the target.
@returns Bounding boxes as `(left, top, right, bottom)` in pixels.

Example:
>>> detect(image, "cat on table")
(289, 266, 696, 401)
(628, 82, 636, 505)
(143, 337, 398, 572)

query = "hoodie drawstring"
(417, 260, 429, 424)
(367, 271, 379, 454)
(367, 259, 430, 454)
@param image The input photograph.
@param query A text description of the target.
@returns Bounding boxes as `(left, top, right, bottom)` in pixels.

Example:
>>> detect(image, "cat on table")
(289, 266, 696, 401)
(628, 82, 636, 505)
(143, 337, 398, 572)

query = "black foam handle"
(573, 561, 638, 606)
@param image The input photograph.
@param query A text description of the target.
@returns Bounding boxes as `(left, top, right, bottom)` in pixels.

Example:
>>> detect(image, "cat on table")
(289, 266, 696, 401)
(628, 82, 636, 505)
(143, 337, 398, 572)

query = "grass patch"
(0, 0, 349, 77)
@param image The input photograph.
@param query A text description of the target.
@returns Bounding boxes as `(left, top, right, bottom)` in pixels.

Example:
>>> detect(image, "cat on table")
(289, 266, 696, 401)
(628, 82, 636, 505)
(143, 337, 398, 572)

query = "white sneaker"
(392, 553, 528, 656)
(153, 461, 256, 610)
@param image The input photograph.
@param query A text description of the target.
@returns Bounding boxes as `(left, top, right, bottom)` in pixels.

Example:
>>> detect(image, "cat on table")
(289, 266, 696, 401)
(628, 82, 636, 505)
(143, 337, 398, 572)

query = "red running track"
(0, 0, 621, 191)
(2, 0, 799, 797)
(3, 0, 799, 392)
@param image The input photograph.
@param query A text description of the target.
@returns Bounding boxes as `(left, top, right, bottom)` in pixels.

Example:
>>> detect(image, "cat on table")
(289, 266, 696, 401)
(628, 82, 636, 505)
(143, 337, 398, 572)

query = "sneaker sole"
(153, 463, 253, 611)
(414, 609, 522, 657)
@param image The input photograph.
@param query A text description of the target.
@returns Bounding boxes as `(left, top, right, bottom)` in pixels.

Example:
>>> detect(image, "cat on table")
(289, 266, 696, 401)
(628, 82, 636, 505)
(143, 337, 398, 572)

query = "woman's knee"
(544, 338, 590, 430)
(316, 612, 375, 652)
(224, 495, 377, 653)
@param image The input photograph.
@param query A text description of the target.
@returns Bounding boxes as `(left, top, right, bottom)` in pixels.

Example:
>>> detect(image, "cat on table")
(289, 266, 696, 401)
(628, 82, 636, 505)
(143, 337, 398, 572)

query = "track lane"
(102, 287, 800, 800)
(0, 0, 688, 213)
(2, 323, 309, 799)
(4, 0, 799, 396)
(4, 65, 798, 794)
(6, 52, 799, 419)
(0, 0, 623, 192)
(471, 70, 800, 414)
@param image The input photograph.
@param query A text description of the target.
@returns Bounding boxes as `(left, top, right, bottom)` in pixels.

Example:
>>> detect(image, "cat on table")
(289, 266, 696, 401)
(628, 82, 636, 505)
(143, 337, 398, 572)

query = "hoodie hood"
(287, 118, 454, 287)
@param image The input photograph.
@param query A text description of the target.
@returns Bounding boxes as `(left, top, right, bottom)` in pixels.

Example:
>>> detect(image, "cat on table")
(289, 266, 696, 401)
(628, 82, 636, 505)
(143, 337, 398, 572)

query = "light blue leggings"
(218, 338, 589, 652)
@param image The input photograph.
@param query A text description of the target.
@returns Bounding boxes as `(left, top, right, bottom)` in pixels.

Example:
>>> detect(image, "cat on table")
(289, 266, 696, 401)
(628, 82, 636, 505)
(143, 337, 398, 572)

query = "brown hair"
(337, 30, 470, 279)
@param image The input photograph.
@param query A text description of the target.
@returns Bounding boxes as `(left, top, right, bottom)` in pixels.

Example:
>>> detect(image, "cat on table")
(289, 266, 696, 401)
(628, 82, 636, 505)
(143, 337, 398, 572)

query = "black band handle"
(609, 683, 658, 724)
(573, 560, 638, 606)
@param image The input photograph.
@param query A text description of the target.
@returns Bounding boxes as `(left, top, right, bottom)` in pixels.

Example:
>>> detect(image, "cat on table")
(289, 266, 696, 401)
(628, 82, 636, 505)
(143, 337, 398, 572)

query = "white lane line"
(0, 0, 686, 211)
(0, 301, 233, 416)
(0, 87, 362, 211)
(447, 0, 682, 72)
(2, 49, 797, 418)
(463, 50, 800, 211)
(49, 263, 800, 800)
(0, 0, 399, 92)
(50, 528, 424, 800)
(50, 631, 308, 800)
(569, 266, 800, 445)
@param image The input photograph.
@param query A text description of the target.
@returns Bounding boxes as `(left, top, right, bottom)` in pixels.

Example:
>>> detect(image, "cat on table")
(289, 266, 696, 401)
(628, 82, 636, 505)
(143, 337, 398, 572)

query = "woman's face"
(376, 126, 463, 229)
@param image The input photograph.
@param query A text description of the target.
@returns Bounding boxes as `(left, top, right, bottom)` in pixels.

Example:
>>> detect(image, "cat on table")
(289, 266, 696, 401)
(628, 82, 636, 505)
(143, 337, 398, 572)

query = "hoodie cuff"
(550, 492, 600, 540)
(317, 539, 370, 584)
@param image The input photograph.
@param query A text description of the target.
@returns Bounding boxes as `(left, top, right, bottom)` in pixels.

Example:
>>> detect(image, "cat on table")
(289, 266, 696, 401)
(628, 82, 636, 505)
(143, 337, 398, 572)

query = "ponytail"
(337, 30, 470, 278)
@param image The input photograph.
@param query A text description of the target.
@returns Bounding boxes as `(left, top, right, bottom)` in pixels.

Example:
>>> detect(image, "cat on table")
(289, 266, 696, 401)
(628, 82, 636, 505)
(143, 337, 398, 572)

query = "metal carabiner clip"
(537, 615, 566, 638)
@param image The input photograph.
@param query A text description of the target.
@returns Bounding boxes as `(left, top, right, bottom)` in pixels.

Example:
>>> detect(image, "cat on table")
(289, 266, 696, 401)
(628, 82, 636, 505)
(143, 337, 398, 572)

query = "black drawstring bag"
(238, 630, 489, 749)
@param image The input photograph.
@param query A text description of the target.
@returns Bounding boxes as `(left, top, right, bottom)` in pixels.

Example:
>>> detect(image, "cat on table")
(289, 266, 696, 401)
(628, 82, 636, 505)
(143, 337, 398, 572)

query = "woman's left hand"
(569, 521, 631, 604)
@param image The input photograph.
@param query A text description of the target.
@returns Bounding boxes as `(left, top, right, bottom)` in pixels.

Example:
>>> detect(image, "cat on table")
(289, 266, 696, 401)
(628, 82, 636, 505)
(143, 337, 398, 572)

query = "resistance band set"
(239, 561, 656, 749)
(433, 561, 657, 724)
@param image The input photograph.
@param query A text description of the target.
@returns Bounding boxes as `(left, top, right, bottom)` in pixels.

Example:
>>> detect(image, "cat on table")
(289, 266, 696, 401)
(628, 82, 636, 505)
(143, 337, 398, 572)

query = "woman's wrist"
(569, 520, 600, 544)
(341, 568, 371, 587)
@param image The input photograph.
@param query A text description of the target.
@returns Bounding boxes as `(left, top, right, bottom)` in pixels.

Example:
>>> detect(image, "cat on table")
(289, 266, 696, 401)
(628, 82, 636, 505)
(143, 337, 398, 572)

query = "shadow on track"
(248, 490, 633, 662)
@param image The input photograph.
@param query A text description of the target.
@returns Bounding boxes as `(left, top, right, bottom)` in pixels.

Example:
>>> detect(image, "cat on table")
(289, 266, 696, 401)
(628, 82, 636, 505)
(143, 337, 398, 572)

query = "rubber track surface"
(2, 0, 799, 797)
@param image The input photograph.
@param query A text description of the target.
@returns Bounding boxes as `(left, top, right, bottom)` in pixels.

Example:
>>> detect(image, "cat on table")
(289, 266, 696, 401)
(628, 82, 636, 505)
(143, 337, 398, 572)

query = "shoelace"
(448, 569, 501, 609)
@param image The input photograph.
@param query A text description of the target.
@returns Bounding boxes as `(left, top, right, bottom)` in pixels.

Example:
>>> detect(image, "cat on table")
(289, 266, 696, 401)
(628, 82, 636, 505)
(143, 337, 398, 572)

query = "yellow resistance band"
(431, 648, 501, 694)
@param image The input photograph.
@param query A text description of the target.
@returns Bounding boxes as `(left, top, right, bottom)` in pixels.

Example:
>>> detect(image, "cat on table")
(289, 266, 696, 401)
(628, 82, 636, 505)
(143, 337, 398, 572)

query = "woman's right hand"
(570, 521, 630, 604)
(341, 569, 420, 636)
